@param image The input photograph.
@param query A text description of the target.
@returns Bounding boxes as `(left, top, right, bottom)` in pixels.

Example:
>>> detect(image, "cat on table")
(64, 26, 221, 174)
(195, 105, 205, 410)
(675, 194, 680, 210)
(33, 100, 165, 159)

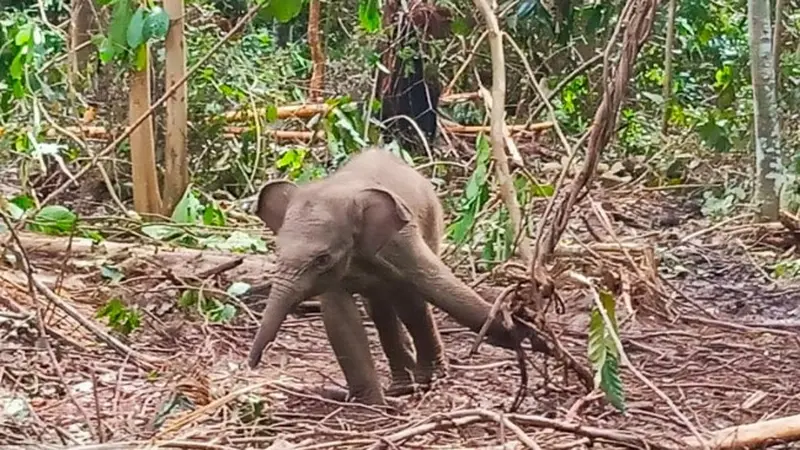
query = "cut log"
(3, 231, 275, 287)
(57, 121, 554, 143)
(683, 413, 800, 449)
(222, 93, 482, 122)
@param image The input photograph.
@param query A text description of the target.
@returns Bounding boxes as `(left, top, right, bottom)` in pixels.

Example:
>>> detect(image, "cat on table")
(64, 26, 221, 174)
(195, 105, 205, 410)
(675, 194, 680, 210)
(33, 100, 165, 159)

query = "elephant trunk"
(248, 280, 301, 368)
(402, 236, 529, 350)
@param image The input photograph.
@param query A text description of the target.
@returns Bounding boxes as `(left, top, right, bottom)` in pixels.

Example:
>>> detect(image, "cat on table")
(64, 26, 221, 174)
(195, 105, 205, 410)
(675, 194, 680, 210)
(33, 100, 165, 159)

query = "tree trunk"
(748, 0, 781, 220)
(129, 44, 163, 217)
(162, 0, 189, 215)
(307, 0, 325, 100)
(472, 0, 532, 265)
(660, 0, 677, 135)
(772, 0, 785, 86)
(69, 0, 95, 78)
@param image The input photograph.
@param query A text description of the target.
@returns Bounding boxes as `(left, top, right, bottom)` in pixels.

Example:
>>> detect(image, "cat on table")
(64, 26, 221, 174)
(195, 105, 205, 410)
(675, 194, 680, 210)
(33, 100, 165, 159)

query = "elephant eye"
(313, 253, 332, 268)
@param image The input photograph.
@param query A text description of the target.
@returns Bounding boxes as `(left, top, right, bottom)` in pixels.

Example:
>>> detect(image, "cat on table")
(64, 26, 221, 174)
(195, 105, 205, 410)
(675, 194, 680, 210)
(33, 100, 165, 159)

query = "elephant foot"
(385, 382, 417, 397)
(318, 386, 388, 406)
(413, 361, 449, 387)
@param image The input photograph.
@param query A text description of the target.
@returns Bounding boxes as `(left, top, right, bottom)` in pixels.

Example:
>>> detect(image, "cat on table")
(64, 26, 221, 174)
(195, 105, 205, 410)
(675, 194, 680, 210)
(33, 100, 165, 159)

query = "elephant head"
(247, 179, 414, 368)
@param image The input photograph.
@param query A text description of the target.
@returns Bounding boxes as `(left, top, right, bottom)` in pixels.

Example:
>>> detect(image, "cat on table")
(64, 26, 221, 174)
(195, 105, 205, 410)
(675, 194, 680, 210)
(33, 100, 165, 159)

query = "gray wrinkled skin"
(248, 148, 526, 405)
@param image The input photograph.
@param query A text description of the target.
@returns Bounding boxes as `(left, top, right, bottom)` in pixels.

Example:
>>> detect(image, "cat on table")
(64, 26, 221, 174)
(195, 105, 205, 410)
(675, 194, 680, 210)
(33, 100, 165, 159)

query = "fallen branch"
(58, 442, 239, 450)
(368, 408, 666, 450)
(30, 274, 162, 370)
(0, 219, 162, 374)
(682, 413, 800, 449)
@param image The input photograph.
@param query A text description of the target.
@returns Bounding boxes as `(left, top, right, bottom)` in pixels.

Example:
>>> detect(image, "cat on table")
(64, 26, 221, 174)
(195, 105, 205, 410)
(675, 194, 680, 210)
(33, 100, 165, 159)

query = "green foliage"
(179, 289, 237, 323)
(700, 186, 746, 219)
(447, 134, 492, 248)
(226, 281, 252, 297)
(96, 298, 142, 336)
(141, 187, 267, 252)
(108, 0, 133, 52)
(143, 6, 170, 41)
(552, 75, 591, 134)
(275, 147, 326, 181)
(127, 7, 146, 48)
(261, 0, 306, 23)
(771, 259, 800, 279)
(100, 0, 171, 69)
(588, 290, 627, 413)
(100, 264, 125, 283)
(0, 10, 62, 116)
(28, 205, 77, 235)
(323, 96, 375, 165)
(358, 0, 381, 33)
(237, 394, 268, 424)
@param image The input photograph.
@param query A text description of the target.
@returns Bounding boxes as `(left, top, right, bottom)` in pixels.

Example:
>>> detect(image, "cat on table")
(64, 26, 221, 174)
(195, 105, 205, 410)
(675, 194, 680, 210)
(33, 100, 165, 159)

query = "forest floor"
(2, 153, 800, 449)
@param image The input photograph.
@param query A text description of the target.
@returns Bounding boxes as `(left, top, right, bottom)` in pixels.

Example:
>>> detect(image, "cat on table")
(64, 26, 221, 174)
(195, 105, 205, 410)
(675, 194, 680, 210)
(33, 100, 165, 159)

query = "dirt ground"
(2, 183, 800, 450)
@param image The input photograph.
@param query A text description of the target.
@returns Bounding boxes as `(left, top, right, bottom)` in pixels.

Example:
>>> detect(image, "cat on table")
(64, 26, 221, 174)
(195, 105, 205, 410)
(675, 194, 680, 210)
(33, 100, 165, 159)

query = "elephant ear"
(355, 188, 412, 255)
(255, 180, 298, 233)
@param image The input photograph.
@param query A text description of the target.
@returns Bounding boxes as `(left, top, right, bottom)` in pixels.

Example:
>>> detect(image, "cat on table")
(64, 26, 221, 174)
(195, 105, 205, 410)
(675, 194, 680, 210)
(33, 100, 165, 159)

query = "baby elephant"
(248, 148, 536, 405)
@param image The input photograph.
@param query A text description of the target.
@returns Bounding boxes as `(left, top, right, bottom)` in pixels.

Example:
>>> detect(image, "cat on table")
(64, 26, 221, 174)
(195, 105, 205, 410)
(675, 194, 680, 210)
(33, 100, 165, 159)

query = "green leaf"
(599, 290, 619, 334)
(143, 6, 170, 41)
(531, 183, 554, 197)
(202, 204, 226, 227)
(641, 92, 664, 104)
(97, 37, 116, 63)
(203, 231, 267, 253)
(451, 16, 470, 36)
(179, 289, 198, 308)
(227, 281, 252, 297)
(110, 0, 134, 49)
(465, 164, 487, 200)
(10, 52, 25, 79)
(264, 104, 278, 123)
(3, 201, 24, 221)
(127, 6, 147, 48)
(31, 205, 77, 235)
(141, 224, 182, 241)
(96, 298, 140, 335)
(600, 352, 626, 413)
(448, 200, 478, 246)
(9, 194, 33, 211)
(12, 80, 25, 98)
(100, 265, 125, 283)
(134, 43, 148, 71)
(215, 304, 237, 322)
(263, 0, 305, 23)
(588, 290, 626, 413)
(171, 187, 202, 224)
(14, 24, 32, 46)
(475, 133, 492, 165)
(96, 297, 124, 319)
(358, 0, 381, 33)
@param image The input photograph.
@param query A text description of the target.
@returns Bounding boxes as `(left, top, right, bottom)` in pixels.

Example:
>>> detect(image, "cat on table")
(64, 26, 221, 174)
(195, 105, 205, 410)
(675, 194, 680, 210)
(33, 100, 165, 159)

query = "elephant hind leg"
(320, 290, 386, 405)
(364, 296, 417, 396)
(385, 289, 448, 388)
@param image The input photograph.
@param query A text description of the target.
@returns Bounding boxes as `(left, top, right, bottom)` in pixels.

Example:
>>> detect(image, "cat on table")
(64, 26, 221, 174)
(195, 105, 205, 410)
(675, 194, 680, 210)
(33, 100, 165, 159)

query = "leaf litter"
(2, 158, 800, 449)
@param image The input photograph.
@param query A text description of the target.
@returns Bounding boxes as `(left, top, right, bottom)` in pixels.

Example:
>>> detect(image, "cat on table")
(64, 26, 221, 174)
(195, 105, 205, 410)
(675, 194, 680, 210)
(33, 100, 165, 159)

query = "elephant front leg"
(320, 290, 386, 405)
